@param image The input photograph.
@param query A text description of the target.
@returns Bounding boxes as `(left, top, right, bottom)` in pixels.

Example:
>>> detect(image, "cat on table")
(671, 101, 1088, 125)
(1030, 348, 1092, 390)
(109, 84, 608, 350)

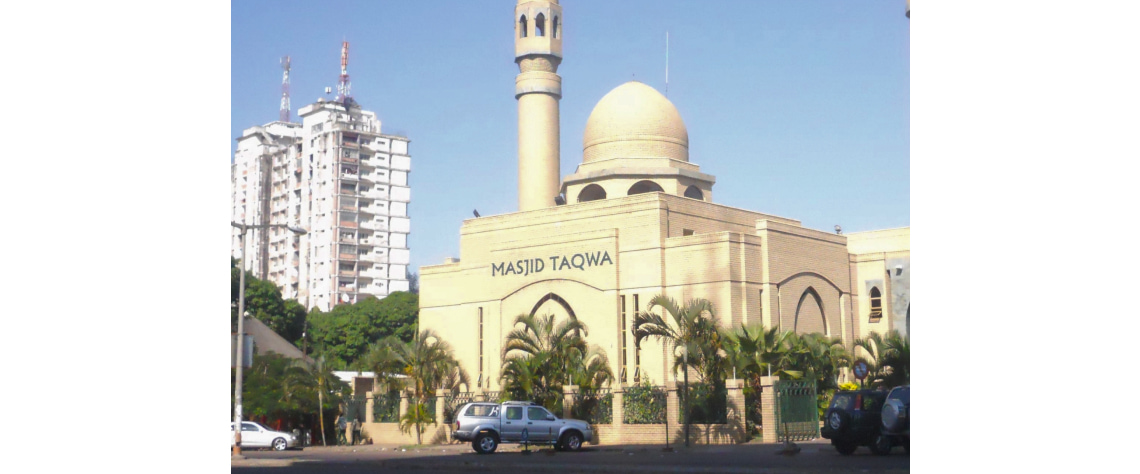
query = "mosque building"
(419, 0, 909, 390)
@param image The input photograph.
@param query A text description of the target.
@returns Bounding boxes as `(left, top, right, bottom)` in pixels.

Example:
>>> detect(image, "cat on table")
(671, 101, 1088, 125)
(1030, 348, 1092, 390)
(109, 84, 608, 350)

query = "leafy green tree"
(230, 258, 307, 343)
(233, 353, 309, 421)
(631, 296, 722, 446)
(358, 292, 418, 343)
(307, 292, 419, 369)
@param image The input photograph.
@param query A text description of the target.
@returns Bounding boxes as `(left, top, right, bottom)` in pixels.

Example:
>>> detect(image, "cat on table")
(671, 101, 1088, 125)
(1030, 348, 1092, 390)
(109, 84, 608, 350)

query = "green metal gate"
(774, 380, 819, 441)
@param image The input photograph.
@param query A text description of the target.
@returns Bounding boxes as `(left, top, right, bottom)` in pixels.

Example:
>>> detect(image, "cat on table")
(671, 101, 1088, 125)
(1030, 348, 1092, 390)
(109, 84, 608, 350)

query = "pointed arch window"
(553, 16, 559, 39)
(869, 287, 883, 321)
(535, 13, 546, 37)
(519, 15, 528, 38)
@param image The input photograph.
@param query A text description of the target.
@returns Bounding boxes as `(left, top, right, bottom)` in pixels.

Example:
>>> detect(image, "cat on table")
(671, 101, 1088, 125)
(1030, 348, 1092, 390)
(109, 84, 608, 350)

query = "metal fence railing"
(572, 388, 613, 424)
(774, 380, 819, 441)
(677, 382, 728, 424)
(443, 392, 474, 424)
(372, 391, 400, 423)
(344, 395, 367, 423)
(624, 384, 666, 424)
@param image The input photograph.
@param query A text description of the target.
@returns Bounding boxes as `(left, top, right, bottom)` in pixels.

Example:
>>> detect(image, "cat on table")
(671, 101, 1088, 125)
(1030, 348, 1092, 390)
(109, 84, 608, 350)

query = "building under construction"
(231, 43, 412, 311)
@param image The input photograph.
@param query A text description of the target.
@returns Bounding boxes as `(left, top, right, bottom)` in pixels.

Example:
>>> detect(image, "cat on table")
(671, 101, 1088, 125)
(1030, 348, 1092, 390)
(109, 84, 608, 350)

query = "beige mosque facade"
(420, 0, 909, 391)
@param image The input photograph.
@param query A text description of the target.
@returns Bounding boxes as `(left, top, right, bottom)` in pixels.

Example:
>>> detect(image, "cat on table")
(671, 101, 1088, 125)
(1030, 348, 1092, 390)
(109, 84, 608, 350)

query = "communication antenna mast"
(279, 56, 291, 122)
(336, 41, 352, 103)
(665, 31, 669, 96)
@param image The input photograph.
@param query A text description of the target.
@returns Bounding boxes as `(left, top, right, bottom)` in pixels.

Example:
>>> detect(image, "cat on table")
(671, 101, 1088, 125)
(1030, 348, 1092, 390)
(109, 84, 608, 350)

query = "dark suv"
(820, 389, 892, 455)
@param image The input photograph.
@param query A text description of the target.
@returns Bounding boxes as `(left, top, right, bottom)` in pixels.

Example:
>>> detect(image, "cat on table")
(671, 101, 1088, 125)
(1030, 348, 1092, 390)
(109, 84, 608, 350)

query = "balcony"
(360, 221, 388, 232)
(342, 140, 359, 149)
(359, 269, 386, 279)
(332, 121, 379, 133)
(338, 252, 358, 261)
(340, 172, 359, 182)
(339, 220, 358, 229)
(359, 253, 389, 264)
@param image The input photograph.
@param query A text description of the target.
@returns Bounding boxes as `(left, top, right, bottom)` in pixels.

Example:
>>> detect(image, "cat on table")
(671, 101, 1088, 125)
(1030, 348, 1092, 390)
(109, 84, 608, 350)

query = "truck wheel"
(870, 434, 892, 455)
(560, 431, 583, 452)
(473, 432, 498, 454)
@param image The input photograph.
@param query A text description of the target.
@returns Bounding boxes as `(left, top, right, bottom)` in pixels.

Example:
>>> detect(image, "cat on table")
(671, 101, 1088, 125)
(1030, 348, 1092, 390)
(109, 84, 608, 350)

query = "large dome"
(582, 81, 688, 163)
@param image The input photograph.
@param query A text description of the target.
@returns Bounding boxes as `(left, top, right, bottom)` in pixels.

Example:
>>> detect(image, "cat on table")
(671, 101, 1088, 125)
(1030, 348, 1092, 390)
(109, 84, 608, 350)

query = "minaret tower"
(514, 0, 563, 211)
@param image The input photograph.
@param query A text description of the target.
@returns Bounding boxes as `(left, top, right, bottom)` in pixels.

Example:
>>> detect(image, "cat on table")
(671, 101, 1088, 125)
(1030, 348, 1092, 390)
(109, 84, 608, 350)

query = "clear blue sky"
(232, 0, 910, 272)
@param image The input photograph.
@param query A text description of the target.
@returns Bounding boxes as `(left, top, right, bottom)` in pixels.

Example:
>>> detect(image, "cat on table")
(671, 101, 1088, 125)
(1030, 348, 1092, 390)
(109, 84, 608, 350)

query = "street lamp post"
(232, 221, 306, 457)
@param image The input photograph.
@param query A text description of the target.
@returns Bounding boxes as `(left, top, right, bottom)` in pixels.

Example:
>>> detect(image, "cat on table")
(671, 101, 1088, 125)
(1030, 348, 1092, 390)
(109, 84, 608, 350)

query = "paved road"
(233, 440, 909, 473)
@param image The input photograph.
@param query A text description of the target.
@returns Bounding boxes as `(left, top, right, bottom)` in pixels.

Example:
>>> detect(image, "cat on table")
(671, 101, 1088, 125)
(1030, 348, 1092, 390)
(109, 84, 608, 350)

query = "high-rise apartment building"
(231, 99, 411, 311)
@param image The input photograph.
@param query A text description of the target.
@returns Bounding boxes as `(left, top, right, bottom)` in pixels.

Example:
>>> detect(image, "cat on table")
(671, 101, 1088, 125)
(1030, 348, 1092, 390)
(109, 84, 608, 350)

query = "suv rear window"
(864, 393, 886, 410)
(830, 393, 855, 410)
(463, 404, 498, 417)
(830, 392, 887, 411)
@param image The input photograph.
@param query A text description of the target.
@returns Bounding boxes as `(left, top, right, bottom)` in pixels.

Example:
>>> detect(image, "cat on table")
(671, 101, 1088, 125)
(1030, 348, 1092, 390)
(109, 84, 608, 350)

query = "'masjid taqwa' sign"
(491, 251, 613, 277)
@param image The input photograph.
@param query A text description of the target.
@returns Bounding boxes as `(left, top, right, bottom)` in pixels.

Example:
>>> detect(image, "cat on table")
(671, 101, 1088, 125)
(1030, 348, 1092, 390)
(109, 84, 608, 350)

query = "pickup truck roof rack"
(501, 401, 535, 406)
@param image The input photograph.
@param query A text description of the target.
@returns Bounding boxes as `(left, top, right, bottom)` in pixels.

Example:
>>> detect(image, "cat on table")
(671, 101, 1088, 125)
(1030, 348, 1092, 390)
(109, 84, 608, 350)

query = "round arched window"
(578, 184, 607, 202)
(684, 186, 704, 200)
(628, 180, 664, 195)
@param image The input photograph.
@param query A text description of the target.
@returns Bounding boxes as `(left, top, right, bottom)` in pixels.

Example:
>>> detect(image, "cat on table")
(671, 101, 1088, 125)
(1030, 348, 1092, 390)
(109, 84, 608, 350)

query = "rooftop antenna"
(336, 41, 352, 104)
(665, 31, 669, 96)
(279, 56, 291, 122)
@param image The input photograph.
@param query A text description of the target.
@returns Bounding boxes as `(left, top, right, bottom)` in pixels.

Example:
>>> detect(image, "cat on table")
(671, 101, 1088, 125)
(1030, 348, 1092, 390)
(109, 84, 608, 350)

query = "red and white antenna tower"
(336, 41, 352, 103)
(279, 56, 291, 122)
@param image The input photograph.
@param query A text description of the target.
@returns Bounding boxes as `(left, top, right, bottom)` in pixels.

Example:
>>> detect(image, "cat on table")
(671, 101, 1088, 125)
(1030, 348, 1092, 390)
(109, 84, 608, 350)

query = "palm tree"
(500, 313, 589, 409)
(387, 329, 465, 445)
(878, 330, 909, 387)
(788, 332, 852, 392)
(361, 336, 407, 393)
(853, 331, 908, 388)
(569, 345, 615, 390)
(631, 296, 722, 446)
(500, 355, 543, 402)
(283, 354, 343, 446)
(722, 323, 804, 384)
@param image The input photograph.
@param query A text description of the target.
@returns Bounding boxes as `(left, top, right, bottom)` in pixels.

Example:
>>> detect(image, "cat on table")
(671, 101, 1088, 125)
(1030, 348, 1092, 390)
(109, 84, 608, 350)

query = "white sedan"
(231, 421, 299, 451)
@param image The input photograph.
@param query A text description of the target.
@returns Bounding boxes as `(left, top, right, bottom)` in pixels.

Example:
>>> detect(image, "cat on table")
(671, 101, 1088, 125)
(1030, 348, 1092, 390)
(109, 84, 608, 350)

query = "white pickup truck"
(451, 401, 593, 454)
